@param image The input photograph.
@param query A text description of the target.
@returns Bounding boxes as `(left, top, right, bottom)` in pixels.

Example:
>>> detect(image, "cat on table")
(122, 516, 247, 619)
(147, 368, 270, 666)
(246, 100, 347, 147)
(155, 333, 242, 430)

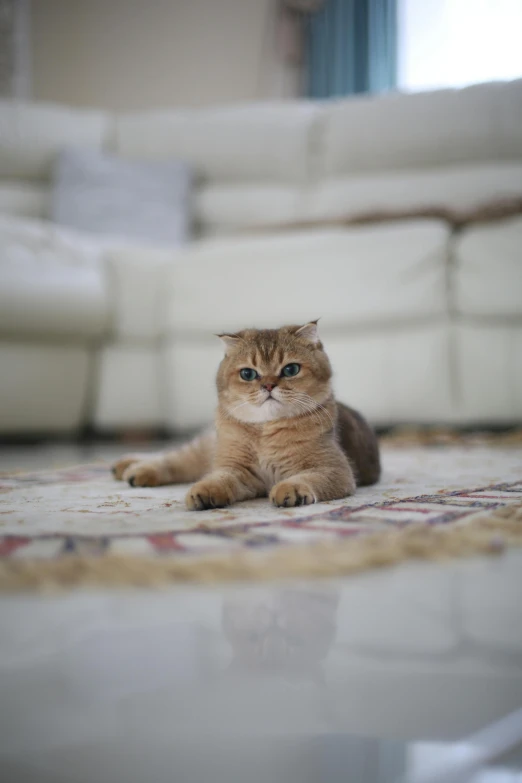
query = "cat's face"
(216, 322, 332, 423)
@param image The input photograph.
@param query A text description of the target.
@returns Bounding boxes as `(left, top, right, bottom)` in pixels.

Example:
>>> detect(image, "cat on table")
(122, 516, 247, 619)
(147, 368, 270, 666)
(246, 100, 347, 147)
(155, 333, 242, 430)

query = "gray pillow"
(52, 147, 192, 247)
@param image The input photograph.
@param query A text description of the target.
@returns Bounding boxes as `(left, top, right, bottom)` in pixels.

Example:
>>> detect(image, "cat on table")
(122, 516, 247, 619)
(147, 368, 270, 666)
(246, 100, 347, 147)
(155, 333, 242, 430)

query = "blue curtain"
(306, 0, 397, 98)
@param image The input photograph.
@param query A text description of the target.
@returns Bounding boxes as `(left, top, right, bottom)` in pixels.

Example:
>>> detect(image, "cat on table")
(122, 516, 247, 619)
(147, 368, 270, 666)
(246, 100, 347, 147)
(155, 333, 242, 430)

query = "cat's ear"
(295, 319, 321, 345)
(216, 333, 242, 355)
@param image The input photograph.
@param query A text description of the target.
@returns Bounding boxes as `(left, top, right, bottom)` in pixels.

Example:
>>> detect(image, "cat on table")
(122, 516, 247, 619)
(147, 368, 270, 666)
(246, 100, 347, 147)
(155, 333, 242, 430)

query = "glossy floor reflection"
(1, 548, 522, 782)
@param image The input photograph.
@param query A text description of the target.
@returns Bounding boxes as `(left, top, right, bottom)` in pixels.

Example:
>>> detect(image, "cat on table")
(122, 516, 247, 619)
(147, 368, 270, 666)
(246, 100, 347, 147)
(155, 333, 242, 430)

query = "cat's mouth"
(262, 393, 279, 404)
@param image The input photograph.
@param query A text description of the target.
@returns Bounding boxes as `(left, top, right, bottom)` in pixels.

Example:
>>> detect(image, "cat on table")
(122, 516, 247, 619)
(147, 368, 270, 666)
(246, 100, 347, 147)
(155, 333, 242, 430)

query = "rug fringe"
(1, 504, 521, 592)
(380, 427, 522, 448)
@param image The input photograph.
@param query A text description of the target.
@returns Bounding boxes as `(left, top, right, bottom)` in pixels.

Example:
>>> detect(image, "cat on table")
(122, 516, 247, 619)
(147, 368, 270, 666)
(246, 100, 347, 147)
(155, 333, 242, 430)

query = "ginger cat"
(112, 321, 380, 509)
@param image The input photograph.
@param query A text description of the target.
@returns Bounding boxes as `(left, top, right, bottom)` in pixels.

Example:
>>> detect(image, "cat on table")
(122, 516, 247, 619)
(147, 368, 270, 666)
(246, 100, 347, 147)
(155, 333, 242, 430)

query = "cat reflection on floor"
(222, 588, 339, 683)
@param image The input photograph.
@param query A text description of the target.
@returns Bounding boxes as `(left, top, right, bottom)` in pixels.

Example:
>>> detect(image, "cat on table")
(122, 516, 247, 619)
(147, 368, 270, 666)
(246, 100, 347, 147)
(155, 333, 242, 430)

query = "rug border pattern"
(0, 471, 521, 591)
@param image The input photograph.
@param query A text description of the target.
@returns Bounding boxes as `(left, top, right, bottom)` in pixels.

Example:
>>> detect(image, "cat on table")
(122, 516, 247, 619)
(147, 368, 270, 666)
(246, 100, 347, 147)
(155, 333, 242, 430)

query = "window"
(398, 0, 522, 91)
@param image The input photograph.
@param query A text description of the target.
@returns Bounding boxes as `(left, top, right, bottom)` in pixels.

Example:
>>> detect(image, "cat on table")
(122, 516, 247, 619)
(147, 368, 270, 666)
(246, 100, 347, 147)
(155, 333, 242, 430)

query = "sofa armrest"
(105, 246, 178, 341)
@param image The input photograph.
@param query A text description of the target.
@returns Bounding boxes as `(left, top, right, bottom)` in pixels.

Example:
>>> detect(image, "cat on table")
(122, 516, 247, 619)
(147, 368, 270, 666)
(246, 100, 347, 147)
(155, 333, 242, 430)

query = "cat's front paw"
(112, 454, 142, 480)
(270, 480, 316, 508)
(186, 479, 233, 510)
(122, 460, 163, 487)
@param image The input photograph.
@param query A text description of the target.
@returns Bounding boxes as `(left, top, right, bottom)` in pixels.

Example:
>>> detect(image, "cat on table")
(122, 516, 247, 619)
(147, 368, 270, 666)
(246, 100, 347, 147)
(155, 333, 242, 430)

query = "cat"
(112, 320, 380, 509)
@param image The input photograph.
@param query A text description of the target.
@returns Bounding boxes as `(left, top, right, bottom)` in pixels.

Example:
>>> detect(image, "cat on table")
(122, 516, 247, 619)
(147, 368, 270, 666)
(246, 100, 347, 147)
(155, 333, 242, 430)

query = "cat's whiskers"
(280, 392, 328, 430)
(291, 399, 322, 426)
(284, 391, 335, 431)
(294, 402, 326, 432)
(226, 399, 256, 419)
(254, 391, 271, 405)
(227, 383, 333, 428)
(292, 391, 335, 429)
(312, 402, 335, 429)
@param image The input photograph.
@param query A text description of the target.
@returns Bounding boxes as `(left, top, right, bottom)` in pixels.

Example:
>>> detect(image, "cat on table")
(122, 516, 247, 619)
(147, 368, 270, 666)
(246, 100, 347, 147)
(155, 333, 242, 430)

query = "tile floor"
(1, 443, 521, 783)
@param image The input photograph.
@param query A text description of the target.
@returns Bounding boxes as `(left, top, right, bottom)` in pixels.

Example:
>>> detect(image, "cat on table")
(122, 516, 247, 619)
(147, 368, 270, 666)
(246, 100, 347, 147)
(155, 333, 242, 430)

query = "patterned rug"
(1, 445, 521, 590)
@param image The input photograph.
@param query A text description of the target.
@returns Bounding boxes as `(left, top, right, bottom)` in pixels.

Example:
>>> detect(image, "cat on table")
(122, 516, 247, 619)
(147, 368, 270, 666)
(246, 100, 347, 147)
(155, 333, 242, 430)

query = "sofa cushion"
(455, 324, 522, 422)
(454, 217, 522, 317)
(318, 79, 522, 178)
(0, 342, 90, 433)
(0, 101, 111, 181)
(114, 102, 319, 185)
(52, 147, 192, 247)
(307, 162, 522, 223)
(0, 216, 109, 339)
(194, 184, 305, 234)
(0, 182, 48, 219)
(105, 246, 174, 339)
(166, 220, 450, 334)
(94, 344, 164, 429)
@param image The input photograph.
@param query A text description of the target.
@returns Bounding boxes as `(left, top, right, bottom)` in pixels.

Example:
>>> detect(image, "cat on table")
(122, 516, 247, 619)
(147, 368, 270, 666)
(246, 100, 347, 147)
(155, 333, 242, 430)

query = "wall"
(30, 0, 301, 111)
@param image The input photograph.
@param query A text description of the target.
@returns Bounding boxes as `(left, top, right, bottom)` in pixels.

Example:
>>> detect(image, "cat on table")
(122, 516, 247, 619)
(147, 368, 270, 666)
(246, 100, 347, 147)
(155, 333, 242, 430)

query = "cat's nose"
(262, 383, 276, 392)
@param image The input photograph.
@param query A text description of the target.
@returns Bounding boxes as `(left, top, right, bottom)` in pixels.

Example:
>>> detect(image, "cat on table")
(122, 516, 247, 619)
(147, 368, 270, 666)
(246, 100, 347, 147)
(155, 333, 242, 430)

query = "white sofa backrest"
(109, 78, 522, 233)
(114, 102, 320, 235)
(0, 101, 111, 181)
(0, 80, 521, 234)
(308, 79, 522, 223)
(0, 101, 111, 221)
(318, 79, 522, 177)
(114, 103, 319, 185)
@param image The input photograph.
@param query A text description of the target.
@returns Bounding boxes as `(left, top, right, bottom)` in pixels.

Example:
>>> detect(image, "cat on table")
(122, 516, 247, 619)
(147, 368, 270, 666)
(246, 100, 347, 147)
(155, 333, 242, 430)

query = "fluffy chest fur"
(255, 456, 283, 490)
(216, 415, 335, 491)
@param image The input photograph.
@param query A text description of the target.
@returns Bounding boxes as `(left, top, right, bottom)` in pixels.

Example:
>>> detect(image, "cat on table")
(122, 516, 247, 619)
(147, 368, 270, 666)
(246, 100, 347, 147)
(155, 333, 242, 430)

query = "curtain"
(0, 0, 15, 97)
(306, 0, 397, 98)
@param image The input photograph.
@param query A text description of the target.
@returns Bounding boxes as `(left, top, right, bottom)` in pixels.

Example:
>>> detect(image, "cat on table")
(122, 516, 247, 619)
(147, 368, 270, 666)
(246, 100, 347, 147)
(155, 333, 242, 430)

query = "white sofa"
(0, 80, 521, 435)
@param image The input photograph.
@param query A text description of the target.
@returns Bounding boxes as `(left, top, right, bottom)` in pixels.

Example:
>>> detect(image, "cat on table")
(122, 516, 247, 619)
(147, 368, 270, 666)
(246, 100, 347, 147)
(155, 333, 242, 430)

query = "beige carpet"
(1, 439, 521, 590)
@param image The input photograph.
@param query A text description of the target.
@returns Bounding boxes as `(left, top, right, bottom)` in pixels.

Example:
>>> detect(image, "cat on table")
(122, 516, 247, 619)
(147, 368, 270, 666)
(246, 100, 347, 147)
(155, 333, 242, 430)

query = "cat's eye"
(281, 363, 301, 378)
(239, 368, 258, 381)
